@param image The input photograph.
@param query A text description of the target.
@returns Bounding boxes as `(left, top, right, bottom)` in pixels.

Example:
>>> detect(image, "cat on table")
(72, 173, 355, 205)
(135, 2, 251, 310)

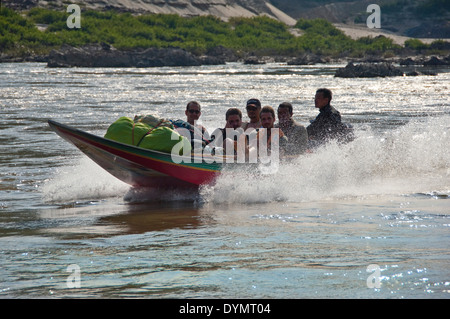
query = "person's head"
(314, 88, 332, 109)
(260, 106, 276, 129)
(246, 98, 261, 123)
(185, 101, 201, 124)
(225, 108, 242, 129)
(277, 102, 293, 124)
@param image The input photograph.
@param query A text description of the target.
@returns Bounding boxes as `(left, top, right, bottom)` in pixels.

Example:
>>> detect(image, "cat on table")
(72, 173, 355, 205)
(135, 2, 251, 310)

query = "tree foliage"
(0, 7, 447, 58)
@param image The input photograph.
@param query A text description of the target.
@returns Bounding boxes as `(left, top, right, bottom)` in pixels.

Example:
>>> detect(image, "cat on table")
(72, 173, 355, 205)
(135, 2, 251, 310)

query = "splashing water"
(201, 116, 450, 204)
(41, 157, 129, 203)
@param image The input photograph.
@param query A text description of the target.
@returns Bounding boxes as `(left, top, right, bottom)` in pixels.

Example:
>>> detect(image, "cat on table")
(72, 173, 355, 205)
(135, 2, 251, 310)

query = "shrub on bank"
(0, 7, 448, 59)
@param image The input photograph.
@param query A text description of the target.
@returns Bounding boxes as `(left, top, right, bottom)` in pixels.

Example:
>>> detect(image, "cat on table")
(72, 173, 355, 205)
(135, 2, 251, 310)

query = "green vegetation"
(0, 7, 448, 59)
(294, 18, 401, 56)
(415, 0, 450, 17)
(404, 38, 428, 50)
(0, 7, 63, 56)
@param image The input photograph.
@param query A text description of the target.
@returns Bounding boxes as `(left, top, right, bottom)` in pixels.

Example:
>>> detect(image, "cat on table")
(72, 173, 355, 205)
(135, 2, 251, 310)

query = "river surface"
(0, 62, 449, 299)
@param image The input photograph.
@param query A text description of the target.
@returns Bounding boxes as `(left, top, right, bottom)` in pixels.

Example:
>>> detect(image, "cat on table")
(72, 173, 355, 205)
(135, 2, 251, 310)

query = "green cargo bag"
(138, 126, 191, 155)
(104, 116, 151, 146)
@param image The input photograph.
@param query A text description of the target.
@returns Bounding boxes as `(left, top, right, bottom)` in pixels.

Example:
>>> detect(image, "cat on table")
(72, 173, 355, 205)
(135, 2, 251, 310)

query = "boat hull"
(48, 120, 222, 188)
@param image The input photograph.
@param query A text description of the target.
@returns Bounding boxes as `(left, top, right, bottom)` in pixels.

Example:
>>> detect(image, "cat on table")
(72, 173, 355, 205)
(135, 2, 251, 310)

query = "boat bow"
(48, 120, 222, 188)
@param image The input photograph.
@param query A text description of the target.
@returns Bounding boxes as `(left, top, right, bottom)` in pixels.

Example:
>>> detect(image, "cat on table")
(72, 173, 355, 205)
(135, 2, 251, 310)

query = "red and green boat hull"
(48, 120, 222, 188)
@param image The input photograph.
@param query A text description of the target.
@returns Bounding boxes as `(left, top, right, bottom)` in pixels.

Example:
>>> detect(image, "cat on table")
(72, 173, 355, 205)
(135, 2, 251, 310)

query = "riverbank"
(2, 47, 450, 81)
(3, 42, 449, 74)
(1, 7, 449, 67)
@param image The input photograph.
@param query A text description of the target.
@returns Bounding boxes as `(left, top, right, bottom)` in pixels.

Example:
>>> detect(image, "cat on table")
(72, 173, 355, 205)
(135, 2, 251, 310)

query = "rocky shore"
(47, 43, 450, 67)
(1, 42, 449, 78)
(335, 62, 403, 78)
(334, 55, 450, 78)
(44, 43, 235, 68)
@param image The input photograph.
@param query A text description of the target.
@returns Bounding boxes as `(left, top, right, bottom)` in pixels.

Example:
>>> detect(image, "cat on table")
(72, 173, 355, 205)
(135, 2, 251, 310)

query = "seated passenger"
(275, 102, 308, 155)
(248, 106, 288, 159)
(185, 101, 209, 140)
(241, 98, 262, 130)
(209, 108, 245, 155)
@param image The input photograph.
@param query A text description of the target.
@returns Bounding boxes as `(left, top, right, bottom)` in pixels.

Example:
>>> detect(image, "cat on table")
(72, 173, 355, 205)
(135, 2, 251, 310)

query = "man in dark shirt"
(307, 88, 353, 146)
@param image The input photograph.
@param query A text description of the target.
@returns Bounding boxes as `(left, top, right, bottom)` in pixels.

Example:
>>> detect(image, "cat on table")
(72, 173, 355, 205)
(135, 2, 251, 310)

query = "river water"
(0, 62, 449, 299)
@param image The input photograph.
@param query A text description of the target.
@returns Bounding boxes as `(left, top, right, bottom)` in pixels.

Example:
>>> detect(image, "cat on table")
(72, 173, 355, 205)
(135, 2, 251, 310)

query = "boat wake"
(41, 157, 129, 204)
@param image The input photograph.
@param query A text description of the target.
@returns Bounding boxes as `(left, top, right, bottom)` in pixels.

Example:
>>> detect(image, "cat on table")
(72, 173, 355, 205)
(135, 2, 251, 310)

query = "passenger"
(275, 102, 308, 155)
(185, 101, 209, 140)
(306, 88, 354, 147)
(241, 98, 262, 130)
(224, 107, 243, 130)
(249, 106, 288, 157)
(209, 108, 245, 155)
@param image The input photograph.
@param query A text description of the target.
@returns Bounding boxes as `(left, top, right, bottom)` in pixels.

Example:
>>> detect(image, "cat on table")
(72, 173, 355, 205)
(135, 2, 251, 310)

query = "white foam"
(201, 116, 450, 204)
(41, 157, 129, 203)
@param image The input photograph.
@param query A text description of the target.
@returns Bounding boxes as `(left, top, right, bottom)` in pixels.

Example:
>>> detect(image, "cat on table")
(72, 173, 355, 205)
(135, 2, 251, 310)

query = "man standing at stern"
(307, 88, 353, 147)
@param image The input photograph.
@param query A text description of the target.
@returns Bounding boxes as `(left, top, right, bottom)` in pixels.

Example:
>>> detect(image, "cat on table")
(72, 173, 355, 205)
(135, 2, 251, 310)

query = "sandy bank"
(35, 0, 296, 25)
(334, 23, 448, 45)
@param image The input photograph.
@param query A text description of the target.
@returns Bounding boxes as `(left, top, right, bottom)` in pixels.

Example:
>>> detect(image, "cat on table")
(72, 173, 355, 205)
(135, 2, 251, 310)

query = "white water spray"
(200, 116, 450, 204)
